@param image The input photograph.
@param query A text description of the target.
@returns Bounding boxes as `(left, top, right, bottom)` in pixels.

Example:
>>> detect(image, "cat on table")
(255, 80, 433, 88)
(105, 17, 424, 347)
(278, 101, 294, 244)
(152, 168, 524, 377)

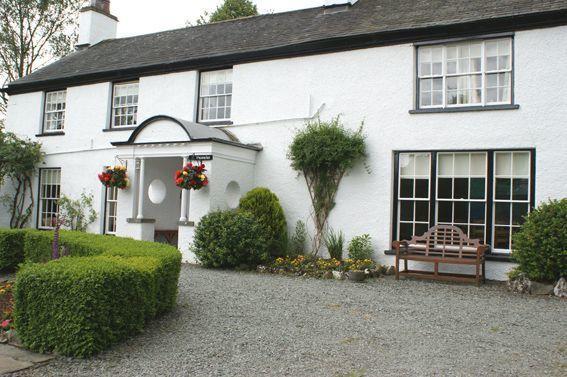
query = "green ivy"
(288, 116, 366, 254)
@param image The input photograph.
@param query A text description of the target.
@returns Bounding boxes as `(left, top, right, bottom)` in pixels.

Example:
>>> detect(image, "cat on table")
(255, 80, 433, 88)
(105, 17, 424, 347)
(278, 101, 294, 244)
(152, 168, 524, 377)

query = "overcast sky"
(111, 0, 325, 37)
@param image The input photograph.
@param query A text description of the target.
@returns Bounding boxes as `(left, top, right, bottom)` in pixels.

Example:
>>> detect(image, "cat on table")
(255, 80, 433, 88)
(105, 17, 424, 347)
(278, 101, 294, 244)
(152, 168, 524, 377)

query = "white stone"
(554, 277, 567, 298)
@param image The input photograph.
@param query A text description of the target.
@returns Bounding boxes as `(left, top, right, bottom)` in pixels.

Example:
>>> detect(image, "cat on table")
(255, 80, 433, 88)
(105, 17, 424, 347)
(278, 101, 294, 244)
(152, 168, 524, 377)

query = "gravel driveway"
(11, 265, 567, 377)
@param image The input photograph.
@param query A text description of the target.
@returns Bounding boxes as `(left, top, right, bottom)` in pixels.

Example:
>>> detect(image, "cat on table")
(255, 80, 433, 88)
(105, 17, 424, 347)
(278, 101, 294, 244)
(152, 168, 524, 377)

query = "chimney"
(77, 0, 118, 49)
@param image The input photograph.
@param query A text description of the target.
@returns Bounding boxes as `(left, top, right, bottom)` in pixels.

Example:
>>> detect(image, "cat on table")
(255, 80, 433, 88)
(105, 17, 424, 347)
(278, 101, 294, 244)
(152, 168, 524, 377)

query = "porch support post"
(179, 157, 189, 222)
(137, 157, 146, 219)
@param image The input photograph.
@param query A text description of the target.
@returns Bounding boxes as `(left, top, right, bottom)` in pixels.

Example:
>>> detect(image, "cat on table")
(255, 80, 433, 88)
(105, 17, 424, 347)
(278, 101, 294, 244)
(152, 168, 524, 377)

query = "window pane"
(495, 178, 511, 200)
(415, 201, 429, 222)
(470, 178, 485, 199)
(415, 223, 429, 237)
(438, 154, 453, 175)
(495, 153, 512, 175)
(438, 178, 452, 199)
(513, 152, 530, 175)
(470, 202, 485, 224)
(400, 179, 414, 198)
(438, 201, 452, 223)
(415, 154, 429, 175)
(400, 201, 414, 221)
(512, 178, 529, 201)
(400, 223, 413, 241)
(454, 154, 469, 175)
(469, 225, 485, 241)
(400, 154, 414, 176)
(512, 203, 529, 225)
(454, 178, 469, 199)
(454, 202, 468, 223)
(415, 179, 429, 198)
(494, 226, 510, 249)
(495, 202, 510, 225)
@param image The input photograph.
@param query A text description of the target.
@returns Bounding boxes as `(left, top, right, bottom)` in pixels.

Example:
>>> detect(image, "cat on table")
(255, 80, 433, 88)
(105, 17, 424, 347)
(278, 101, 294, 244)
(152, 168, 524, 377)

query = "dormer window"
(111, 81, 139, 127)
(198, 69, 232, 123)
(416, 37, 513, 110)
(43, 90, 66, 132)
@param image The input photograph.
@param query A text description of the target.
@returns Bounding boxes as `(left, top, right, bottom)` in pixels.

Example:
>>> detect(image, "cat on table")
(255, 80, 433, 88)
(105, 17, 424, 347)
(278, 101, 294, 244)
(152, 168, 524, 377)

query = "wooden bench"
(392, 225, 488, 286)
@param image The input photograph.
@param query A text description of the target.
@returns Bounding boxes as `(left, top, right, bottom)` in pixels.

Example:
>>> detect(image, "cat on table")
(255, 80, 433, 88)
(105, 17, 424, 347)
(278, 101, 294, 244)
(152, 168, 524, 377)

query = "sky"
(111, 0, 325, 37)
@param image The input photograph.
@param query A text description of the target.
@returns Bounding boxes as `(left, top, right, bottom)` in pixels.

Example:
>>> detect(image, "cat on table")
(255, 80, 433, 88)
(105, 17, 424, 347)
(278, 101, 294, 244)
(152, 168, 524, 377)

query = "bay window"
(394, 150, 533, 254)
(417, 37, 513, 109)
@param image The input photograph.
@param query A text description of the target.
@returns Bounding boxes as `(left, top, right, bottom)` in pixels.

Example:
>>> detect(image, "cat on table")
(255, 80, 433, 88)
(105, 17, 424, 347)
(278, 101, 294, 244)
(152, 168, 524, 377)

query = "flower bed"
(260, 255, 384, 278)
(0, 282, 14, 343)
(0, 228, 181, 357)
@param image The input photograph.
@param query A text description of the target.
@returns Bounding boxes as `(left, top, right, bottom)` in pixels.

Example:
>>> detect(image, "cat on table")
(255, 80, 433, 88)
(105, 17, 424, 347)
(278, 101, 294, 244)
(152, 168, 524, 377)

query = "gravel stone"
(10, 265, 567, 376)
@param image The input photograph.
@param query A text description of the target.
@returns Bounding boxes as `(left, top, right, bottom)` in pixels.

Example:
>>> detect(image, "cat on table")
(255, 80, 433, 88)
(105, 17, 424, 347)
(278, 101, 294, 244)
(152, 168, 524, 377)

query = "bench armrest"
(477, 245, 488, 258)
(393, 240, 409, 255)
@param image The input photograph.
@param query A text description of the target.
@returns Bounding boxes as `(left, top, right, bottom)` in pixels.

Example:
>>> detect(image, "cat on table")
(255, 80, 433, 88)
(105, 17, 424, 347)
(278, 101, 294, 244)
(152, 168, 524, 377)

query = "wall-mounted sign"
(188, 154, 213, 161)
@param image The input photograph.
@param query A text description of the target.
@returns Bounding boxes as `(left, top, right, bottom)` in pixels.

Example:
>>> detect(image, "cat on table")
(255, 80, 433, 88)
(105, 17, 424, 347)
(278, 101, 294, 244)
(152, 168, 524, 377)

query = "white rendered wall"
(78, 9, 117, 46)
(2, 25, 567, 279)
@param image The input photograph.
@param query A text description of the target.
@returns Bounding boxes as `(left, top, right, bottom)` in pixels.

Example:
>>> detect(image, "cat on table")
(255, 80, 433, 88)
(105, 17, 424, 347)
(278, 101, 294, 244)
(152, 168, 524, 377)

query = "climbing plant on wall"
(288, 116, 366, 255)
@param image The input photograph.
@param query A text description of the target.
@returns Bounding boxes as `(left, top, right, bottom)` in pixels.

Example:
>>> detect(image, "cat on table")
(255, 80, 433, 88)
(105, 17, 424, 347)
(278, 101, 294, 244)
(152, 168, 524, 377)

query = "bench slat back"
(407, 225, 482, 258)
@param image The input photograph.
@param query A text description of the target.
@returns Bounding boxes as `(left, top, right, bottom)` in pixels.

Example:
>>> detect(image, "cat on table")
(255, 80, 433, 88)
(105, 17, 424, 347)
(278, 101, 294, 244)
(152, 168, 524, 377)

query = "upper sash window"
(198, 69, 232, 123)
(43, 90, 66, 132)
(417, 38, 513, 109)
(111, 81, 139, 127)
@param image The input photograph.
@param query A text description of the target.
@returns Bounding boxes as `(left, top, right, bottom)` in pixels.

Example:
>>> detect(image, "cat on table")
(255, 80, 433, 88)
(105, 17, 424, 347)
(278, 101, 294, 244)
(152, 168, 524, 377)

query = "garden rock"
(385, 266, 396, 276)
(332, 271, 345, 280)
(530, 281, 554, 295)
(553, 277, 567, 298)
(507, 273, 531, 294)
(322, 271, 333, 279)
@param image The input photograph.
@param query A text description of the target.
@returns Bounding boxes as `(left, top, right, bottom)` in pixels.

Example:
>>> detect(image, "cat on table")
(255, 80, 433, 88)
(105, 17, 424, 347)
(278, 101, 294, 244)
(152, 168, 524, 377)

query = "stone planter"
(347, 270, 367, 282)
(332, 270, 345, 280)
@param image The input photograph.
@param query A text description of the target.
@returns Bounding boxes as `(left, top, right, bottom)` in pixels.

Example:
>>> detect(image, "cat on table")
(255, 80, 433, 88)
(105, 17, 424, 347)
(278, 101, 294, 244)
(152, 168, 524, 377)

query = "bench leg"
(395, 255, 400, 280)
(434, 262, 439, 277)
(403, 259, 408, 272)
(475, 263, 480, 287)
(482, 260, 486, 283)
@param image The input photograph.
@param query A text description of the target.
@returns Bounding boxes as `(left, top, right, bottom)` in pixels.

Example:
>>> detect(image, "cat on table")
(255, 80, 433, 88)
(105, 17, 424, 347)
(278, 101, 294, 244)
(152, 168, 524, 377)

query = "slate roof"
(7, 0, 567, 94)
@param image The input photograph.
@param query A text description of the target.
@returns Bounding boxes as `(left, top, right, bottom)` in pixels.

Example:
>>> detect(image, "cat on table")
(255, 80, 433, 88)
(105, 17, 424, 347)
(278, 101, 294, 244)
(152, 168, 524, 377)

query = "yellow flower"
(183, 171, 188, 176)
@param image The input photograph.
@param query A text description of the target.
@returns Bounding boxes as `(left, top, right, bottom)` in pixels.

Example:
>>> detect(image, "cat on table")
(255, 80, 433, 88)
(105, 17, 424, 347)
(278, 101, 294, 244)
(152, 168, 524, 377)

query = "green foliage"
(347, 234, 374, 261)
(191, 210, 269, 268)
(512, 199, 567, 282)
(289, 220, 307, 257)
(58, 192, 98, 231)
(288, 116, 366, 254)
(238, 187, 287, 257)
(2, 228, 181, 357)
(194, 0, 258, 25)
(0, 229, 25, 271)
(0, 130, 43, 228)
(325, 228, 344, 260)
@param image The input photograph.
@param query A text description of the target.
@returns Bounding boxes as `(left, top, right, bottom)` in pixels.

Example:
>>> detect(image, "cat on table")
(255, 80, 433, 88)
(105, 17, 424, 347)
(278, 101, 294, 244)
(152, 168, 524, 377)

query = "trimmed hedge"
(2, 229, 181, 357)
(0, 229, 26, 271)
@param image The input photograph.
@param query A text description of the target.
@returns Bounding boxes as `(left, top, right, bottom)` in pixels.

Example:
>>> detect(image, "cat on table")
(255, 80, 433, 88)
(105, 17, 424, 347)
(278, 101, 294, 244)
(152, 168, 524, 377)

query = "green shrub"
(512, 199, 567, 282)
(238, 187, 287, 257)
(325, 228, 344, 260)
(2, 228, 182, 357)
(192, 210, 269, 268)
(347, 234, 373, 260)
(0, 229, 25, 271)
(288, 220, 307, 257)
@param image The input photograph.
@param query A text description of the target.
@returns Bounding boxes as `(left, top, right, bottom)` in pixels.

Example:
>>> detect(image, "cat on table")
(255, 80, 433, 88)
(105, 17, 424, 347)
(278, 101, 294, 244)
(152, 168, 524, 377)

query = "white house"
(2, 0, 567, 280)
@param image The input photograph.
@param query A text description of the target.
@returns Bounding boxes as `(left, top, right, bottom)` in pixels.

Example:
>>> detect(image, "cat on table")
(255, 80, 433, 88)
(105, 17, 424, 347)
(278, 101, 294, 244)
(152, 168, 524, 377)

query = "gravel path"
(11, 265, 567, 377)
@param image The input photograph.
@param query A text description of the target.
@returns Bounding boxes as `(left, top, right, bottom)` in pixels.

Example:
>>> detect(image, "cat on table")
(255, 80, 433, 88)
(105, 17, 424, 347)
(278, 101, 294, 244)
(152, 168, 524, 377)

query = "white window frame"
(198, 69, 233, 123)
(417, 37, 513, 109)
(104, 186, 118, 235)
(38, 168, 61, 229)
(43, 90, 67, 132)
(111, 81, 139, 128)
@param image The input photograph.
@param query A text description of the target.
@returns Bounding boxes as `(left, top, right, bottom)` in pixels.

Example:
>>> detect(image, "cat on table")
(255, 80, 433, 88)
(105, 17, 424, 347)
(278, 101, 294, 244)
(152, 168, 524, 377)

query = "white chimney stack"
(77, 0, 118, 48)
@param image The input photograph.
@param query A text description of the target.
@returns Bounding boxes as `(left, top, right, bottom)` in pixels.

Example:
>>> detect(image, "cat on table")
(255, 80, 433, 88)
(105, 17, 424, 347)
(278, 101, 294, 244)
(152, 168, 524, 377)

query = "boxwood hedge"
(0, 228, 181, 358)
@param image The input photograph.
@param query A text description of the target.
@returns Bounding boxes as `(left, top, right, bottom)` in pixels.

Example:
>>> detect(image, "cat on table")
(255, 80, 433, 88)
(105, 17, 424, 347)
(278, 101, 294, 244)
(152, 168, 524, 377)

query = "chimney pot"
(91, 0, 110, 14)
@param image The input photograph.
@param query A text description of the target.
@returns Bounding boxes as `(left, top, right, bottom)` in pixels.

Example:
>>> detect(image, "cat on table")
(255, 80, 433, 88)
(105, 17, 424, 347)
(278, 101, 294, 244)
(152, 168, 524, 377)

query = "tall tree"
(0, 0, 84, 116)
(193, 0, 258, 26)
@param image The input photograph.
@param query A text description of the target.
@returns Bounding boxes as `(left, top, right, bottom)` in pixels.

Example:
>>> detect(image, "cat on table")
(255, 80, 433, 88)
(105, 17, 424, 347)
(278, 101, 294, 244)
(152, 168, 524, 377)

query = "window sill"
(198, 120, 233, 126)
(383, 249, 513, 262)
(409, 104, 520, 114)
(103, 126, 137, 132)
(36, 131, 64, 137)
(126, 218, 156, 224)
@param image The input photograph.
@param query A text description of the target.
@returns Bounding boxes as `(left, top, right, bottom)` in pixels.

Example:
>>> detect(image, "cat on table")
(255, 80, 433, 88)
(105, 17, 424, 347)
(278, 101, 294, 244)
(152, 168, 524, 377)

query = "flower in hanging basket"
(98, 165, 129, 189)
(175, 162, 209, 190)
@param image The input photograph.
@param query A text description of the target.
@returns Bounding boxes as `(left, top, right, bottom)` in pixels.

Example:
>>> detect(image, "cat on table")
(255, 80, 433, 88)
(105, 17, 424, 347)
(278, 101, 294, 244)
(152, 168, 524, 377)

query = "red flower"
(203, 180, 208, 186)
(176, 178, 184, 185)
(175, 170, 182, 177)
(190, 180, 196, 186)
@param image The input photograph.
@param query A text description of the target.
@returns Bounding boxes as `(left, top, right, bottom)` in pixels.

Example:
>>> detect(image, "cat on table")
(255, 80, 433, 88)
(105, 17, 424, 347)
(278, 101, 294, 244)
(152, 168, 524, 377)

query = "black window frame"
(392, 149, 536, 254)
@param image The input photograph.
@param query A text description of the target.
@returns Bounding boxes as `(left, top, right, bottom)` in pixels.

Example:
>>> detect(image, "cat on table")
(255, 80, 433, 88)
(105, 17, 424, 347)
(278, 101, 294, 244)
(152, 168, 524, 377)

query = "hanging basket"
(175, 162, 208, 190)
(98, 165, 129, 189)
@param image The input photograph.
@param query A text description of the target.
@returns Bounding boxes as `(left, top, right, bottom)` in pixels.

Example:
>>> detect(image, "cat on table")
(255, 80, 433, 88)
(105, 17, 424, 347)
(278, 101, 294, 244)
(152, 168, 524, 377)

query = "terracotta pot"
(347, 270, 367, 282)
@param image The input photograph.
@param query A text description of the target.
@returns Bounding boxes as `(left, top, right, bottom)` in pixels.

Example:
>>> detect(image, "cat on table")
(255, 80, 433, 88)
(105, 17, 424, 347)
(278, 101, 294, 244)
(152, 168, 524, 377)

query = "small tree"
(0, 130, 43, 228)
(192, 0, 259, 25)
(58, 192, 98, 232)
(288, 116, 366, 255)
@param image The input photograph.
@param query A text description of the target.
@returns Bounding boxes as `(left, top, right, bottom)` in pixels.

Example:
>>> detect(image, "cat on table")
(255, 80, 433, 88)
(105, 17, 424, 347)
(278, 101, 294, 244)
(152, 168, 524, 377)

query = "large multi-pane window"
(417, 38, 512, 108)
(198, 69, 232, 122)
(493, 151, 531, 252)
(397, 153, 431, 241)
(38, 169, 61, 229)
(111, 81, 139, 127)
(43, 90, 66, 132)
(394, 150, 533, 254)
(104, 186, 118, 234)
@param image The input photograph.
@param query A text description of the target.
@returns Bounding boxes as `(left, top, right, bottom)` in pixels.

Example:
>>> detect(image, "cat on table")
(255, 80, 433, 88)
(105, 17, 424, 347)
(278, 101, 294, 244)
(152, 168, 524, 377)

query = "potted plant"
(175, 162, 209, 190)
(98, 165, 129, 189)
(345, 259, 374, 282)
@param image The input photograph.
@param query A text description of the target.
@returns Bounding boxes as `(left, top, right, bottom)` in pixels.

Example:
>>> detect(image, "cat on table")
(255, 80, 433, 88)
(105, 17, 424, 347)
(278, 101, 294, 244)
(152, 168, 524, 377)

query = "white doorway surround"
(111, 115, 261, 262)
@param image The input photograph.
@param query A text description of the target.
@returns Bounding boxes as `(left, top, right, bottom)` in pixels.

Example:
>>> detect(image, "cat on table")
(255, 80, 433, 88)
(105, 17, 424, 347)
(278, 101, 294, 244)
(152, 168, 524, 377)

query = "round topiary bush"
(239, 187, 287, 258)
(512, 199, 567, 282)
(192, 210, 270, 268)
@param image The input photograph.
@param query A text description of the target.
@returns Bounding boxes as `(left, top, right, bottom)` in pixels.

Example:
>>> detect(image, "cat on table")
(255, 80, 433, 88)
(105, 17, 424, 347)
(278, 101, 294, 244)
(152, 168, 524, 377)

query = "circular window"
(148, 179, 167, 204)
(225, 181, 241, 209)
